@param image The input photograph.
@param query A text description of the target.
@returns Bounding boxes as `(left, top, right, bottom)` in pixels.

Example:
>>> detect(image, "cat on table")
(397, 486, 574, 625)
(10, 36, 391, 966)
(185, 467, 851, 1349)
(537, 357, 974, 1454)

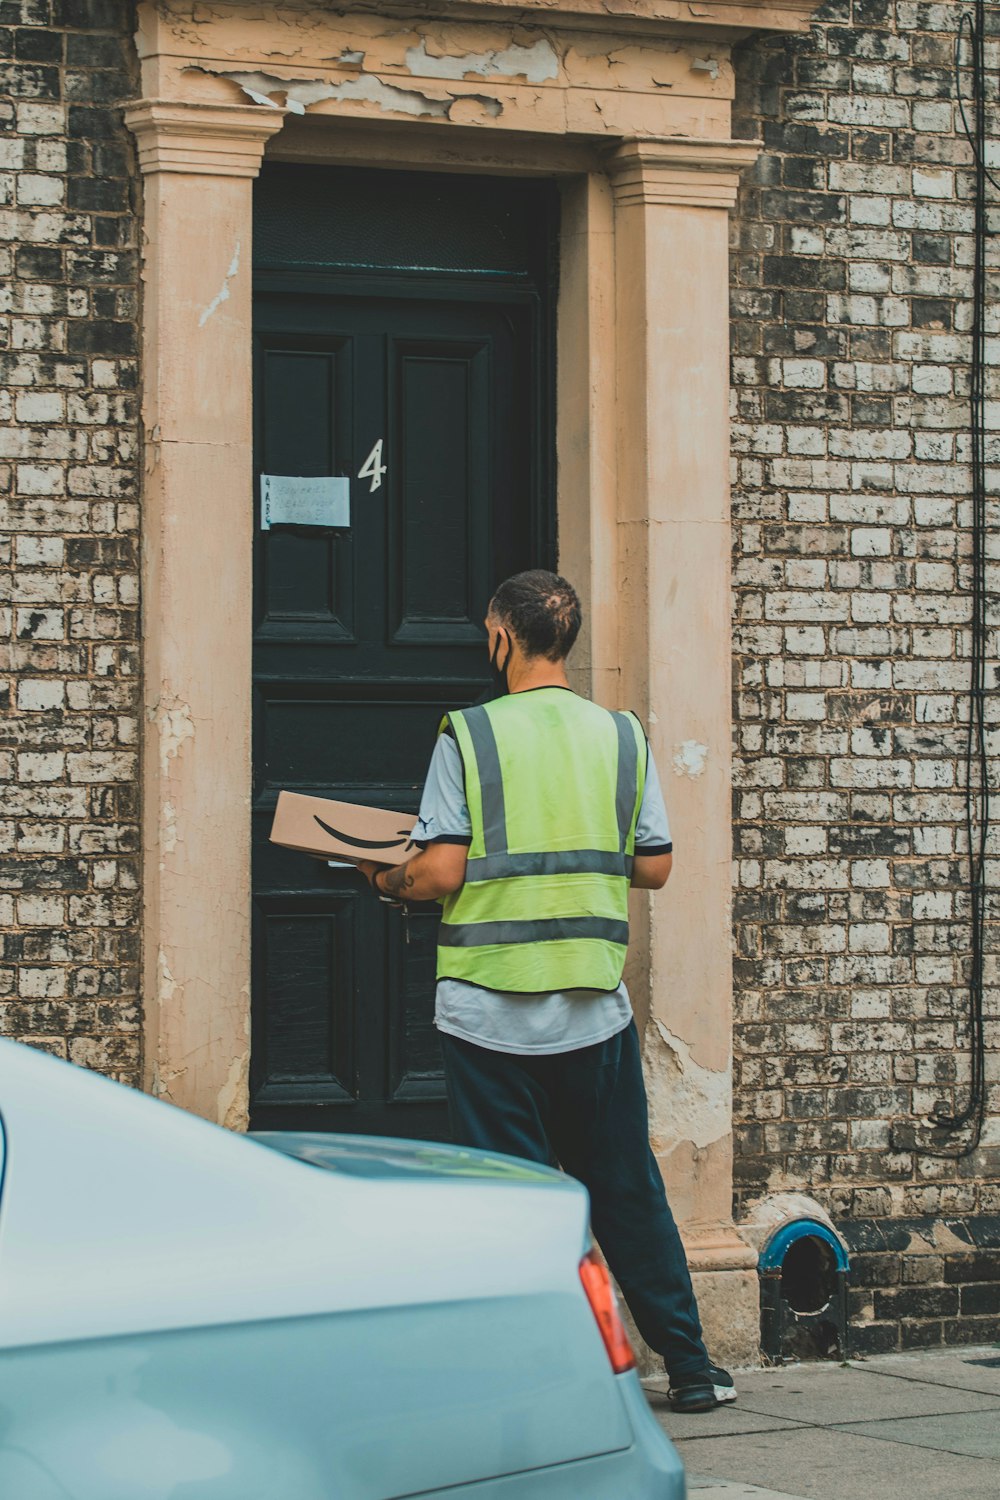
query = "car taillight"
(579, 1249, 636, 1373)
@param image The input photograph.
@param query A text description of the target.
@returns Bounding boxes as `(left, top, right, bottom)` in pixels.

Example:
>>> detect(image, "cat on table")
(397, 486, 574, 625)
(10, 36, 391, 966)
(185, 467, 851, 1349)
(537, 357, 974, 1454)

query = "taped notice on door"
(260, 474, 350, 530)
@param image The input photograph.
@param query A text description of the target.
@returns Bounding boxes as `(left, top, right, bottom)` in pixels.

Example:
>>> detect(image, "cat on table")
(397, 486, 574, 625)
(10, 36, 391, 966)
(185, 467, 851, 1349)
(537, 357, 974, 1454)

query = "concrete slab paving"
(645, 1348, 1000, 1500)
(688, 1481, 805, 1499)
(837, 1408, 1000, 1462)
(723, 1364, 1000, 1426)
(855, 1346, 1000, 1397)
(642, 1383, 806, 1440)
(671, 1425, 999, 1500)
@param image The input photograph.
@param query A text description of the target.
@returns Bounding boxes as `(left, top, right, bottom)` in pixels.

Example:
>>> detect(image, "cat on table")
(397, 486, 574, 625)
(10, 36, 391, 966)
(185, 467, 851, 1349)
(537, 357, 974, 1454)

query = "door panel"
(390, 338, 491, 643)
(251, 168, 555, 1137)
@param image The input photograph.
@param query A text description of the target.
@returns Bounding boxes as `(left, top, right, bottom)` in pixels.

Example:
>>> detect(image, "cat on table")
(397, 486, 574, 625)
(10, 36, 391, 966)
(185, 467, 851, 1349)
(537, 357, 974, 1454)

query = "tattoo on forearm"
(383, 864, 416, 899)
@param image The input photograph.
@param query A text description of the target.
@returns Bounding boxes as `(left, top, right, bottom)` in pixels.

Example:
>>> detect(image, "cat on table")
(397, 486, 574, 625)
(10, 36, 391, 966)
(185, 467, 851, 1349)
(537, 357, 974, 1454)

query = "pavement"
(642, 1346, 1000, 1500)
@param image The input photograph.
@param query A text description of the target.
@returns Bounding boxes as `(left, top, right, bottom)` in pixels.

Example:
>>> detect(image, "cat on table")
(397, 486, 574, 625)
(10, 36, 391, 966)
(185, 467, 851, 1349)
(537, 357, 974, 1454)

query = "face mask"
(488, 629, 511, 698)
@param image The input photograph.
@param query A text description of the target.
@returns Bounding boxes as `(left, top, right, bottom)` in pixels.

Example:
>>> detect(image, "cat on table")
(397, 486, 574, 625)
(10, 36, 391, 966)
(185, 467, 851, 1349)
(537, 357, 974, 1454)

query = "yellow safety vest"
(437, 688, 645, 993)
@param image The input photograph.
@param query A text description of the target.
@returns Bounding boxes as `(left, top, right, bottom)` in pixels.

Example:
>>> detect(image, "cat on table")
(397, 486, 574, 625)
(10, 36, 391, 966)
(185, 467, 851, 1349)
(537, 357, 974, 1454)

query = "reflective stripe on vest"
(437, 691, 645, 994)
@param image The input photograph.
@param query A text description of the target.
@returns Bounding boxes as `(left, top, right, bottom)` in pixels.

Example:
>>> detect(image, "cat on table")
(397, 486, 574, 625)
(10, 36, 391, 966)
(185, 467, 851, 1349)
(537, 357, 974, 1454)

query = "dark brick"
(65, 67, 126, 105)
(900, 1320, 943, 1350)
(93, 213, 133, 248)
(67, 174, 129, 212)
(853, 131, 892, 161)
(0, 859, 89, 892)
(760, 190, 847, 223)
(65, 32, 125, 68)
(967, 1217, 1000, 1250)
(849, 1322, 899, 1355)
(851, 0, 892, 21)
(765, 392, 851, 425)
(783, 155, 828, 190)
(67, 103, 122, 139)
(873, 1287, 960, 1320)
(0, 61, 60, 98)
(849, 1251, 901, 1288)
(785, 290, 836, 322)
(947, 1248, 1000, 1284)
(960, 1283, 1000, 1316)
(763, 327, 847, 359)
(15, 244, 63, 279)
(66, 248, 134, 283)
(912, 233, 951, 266)
(0, 2, 50, 22)
(943, 1317, 1000, 1346)
(911, 298, 953, 331)
(66, 319, 136, 356)
(91, 140, 130, 177)
(14, 25, 61, 61)
(853, 396, 893, 425)
(52, 0, 124, 26)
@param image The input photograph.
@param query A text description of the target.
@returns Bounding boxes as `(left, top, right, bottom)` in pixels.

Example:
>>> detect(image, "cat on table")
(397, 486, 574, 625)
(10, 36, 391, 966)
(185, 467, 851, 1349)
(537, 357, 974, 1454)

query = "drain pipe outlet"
(740, 1194, 851, 1364)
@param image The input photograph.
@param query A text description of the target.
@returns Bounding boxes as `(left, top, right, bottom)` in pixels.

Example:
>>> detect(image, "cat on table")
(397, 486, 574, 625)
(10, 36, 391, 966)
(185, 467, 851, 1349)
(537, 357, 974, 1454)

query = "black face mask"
(488, 629, 511, 699)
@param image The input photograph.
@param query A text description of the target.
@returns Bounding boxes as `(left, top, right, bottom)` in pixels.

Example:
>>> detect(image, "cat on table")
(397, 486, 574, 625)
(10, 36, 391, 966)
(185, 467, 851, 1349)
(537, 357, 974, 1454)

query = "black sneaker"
(667, 1362, 737, 1413)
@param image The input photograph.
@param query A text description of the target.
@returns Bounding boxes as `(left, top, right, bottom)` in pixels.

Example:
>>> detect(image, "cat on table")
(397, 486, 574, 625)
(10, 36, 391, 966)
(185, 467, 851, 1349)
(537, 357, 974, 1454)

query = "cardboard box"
(269, 791, 418, 865)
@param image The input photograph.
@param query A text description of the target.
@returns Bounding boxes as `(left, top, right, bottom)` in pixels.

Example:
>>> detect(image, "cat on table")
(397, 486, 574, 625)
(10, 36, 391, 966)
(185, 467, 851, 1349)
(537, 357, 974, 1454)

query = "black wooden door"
(250, 167, 555, 1137)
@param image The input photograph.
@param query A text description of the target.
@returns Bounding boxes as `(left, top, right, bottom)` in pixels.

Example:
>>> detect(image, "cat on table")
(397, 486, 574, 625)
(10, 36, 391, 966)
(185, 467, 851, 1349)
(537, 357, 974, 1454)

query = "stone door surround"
(125, 0, 820, 1366)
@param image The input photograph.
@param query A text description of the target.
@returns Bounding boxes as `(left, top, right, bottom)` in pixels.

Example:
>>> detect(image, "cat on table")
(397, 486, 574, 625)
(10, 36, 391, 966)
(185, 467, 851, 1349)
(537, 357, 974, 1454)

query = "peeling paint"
(148, 694, 195, 777)
(646, 1019, 731, 1152)
(198, 241, 240, 327)
(673, 739, 708, 778)
(449, 93, 503, 122)
(161, 798, 178, 859)
(239, 85, 281, 109)
(221, 68, 451, 120)
(217, 1049, 248, 1131)
(404, 37, 558, 84)
(691, 56, 720, 80)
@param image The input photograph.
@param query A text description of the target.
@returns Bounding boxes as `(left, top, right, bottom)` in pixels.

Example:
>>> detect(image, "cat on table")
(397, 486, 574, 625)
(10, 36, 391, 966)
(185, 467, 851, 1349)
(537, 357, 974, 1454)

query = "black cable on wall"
(923, 1, 995, 1156)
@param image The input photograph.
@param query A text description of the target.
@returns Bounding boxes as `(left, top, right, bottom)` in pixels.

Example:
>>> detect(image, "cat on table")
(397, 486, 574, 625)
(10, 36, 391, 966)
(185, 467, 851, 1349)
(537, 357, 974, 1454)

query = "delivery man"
(356, 570, 735, 1413)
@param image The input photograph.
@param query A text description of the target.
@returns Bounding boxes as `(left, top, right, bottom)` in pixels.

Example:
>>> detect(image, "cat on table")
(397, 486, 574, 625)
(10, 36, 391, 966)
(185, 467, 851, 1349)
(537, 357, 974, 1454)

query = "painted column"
(124, 101, 285, 1127)
(609, 138, 761, 1365)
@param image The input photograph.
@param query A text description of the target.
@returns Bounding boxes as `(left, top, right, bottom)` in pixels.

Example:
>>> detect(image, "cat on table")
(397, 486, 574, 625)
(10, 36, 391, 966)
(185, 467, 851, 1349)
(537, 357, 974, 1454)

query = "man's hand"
(357, 843, 468, 903)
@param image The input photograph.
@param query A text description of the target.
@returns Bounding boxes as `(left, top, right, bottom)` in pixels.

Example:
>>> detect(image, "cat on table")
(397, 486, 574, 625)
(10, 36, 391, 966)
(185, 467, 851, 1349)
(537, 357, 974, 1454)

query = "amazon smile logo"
(313, 816, 415, 853)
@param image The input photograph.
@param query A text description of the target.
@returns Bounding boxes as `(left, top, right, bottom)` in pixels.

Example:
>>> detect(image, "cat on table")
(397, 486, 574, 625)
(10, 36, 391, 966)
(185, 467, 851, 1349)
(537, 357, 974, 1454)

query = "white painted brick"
(15, 391, 66, 423)
(16, 103, 66, 136)
(913, 167, 955, 199)
(16, 174, 65, 207)
(17, 679, 66, 711)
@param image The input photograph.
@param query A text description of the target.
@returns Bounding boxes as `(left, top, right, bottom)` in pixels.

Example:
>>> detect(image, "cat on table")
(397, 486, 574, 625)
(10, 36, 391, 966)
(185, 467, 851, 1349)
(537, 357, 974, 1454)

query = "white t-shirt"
(416, 720, 672, 1055)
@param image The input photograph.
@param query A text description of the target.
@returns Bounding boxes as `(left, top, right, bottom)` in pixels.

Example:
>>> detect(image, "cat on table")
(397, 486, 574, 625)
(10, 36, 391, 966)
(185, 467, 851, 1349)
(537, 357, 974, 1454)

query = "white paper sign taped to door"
(260, 474, 350, 530)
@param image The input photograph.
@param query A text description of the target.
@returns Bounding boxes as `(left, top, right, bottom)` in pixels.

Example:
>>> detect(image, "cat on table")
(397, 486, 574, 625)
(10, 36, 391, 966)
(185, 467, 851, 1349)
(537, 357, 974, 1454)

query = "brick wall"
(730, 0, 1000, 1348)
(0, 0, 142, 1084)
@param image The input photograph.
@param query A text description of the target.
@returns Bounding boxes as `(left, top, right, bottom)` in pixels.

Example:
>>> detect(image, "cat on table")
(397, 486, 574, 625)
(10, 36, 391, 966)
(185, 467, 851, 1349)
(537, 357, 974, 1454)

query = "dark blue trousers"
(440, 1019, 709, 1378)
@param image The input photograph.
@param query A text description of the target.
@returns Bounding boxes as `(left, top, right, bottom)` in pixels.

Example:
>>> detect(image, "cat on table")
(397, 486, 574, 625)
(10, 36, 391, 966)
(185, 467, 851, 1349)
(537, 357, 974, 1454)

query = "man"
(357, 570, 734, 1413)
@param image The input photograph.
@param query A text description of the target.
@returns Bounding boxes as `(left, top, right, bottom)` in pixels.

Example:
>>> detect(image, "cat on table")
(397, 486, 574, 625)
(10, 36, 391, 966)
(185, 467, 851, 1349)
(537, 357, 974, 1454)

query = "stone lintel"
(123, 98, 287, 177)
(232, 0, 825, 42)
(608, 135, 761, 209)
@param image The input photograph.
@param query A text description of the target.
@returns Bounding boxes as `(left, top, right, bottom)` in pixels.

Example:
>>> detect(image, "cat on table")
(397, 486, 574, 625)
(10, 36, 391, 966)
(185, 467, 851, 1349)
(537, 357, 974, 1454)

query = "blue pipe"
(757, 1218, 849, 1275)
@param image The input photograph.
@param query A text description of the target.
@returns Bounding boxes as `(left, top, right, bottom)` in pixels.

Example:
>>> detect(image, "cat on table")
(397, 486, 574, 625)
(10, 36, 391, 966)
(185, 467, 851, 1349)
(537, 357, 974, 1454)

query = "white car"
(0, 1038, 685, 1499)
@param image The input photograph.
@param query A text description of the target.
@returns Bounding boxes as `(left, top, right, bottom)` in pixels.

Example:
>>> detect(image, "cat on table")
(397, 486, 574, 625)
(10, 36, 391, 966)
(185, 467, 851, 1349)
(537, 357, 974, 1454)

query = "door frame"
(249, 238, 559, 1134)
(125, 0, 820, 1372)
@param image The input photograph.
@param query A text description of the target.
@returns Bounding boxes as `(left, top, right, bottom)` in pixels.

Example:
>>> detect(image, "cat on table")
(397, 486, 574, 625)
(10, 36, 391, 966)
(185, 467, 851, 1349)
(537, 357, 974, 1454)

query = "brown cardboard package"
(269, 791, 418, 865)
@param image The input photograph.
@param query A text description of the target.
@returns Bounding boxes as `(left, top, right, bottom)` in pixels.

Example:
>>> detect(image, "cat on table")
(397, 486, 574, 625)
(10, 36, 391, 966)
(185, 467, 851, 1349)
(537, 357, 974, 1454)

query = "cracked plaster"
(198, 239, 241, 325)
(148, 694, 195, 777)
(646, 1017, 731, 1154)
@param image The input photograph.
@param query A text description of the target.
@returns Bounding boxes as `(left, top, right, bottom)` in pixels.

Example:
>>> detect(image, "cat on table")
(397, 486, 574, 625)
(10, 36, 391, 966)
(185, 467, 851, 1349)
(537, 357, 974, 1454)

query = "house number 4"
(358, 439, 387, 493)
